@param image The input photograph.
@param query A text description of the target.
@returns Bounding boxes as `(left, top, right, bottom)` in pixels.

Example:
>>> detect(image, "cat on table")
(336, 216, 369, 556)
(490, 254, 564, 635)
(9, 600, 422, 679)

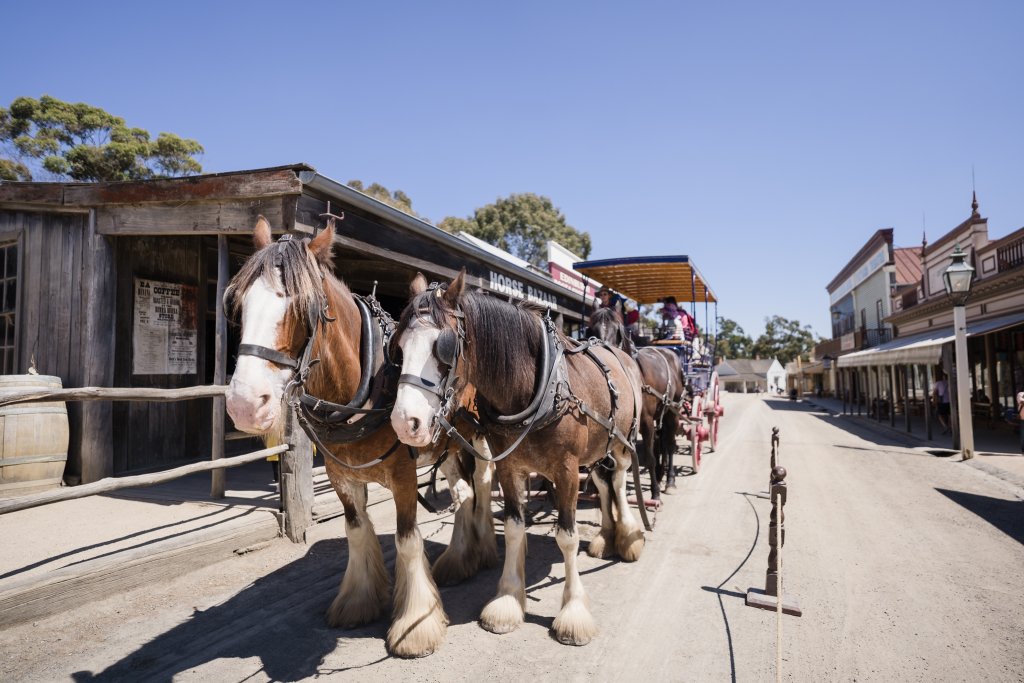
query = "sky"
(4, 1, 1022, 339)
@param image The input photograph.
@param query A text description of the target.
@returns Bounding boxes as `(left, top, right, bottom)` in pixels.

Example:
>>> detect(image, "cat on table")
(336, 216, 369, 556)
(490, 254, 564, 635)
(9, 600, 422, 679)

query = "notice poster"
(133, 278, 198, 375)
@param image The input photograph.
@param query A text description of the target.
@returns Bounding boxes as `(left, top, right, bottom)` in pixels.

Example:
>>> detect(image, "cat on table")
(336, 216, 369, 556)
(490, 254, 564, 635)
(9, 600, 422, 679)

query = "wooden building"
(0, 165, 591, 484)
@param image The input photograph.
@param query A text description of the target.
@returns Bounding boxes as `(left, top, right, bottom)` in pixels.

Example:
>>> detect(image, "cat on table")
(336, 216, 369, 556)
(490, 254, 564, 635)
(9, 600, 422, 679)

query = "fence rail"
(0, 383, 313, 542)
(0, 444, 288, 515)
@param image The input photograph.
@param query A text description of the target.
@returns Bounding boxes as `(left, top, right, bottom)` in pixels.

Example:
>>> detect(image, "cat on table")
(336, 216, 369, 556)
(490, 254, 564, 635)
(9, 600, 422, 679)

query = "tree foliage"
(749, 315, 818, 365)
(0, 95, 203, 182)
(714, 317, 753, 360)
(346, 180, 419, 218)
(439, 193, 591, 268)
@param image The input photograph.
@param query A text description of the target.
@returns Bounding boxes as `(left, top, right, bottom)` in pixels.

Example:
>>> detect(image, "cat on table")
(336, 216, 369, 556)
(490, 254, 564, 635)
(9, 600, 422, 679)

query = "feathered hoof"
(480, 594, 525, 634)
(552, 600, 598, 646)
(586, 531, 615, 559)
(432, 548, 477, 587)
(615, 528, 645, 562)
(326, 590, 386, 629)
(387, 605, 448, 658)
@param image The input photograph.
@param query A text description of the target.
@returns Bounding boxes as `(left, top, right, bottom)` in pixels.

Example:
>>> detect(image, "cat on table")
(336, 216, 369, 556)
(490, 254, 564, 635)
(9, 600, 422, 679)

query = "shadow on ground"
(935, 488, 1024, 546)
(68, 518, 593, 681)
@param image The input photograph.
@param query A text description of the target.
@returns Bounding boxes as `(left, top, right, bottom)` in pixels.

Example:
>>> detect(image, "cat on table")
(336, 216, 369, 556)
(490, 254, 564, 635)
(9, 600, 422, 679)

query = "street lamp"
(942, 244, 976, 460)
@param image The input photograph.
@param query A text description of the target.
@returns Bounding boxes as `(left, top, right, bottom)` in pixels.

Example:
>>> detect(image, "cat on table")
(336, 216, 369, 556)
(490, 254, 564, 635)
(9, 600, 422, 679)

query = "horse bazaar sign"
(132, 278, 198, 375)
(488, 270, 557, 308)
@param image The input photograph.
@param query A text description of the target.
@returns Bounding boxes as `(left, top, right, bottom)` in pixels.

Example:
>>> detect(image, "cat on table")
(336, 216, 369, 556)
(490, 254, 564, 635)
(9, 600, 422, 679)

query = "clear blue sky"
(5, 1, 1022, 339)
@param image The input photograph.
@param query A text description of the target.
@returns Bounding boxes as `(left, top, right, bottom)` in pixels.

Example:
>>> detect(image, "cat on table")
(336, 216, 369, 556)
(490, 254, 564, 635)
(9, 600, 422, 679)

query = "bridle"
(233, 233, 406, 470)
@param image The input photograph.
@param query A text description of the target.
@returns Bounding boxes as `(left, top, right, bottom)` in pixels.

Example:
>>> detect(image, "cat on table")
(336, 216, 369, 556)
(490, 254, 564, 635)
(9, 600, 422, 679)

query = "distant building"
(717, 358, 785, 393)
(836, 194, 1024, 438)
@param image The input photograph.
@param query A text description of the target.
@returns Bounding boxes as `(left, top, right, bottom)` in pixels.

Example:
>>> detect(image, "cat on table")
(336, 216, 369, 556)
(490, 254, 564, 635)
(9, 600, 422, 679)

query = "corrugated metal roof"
(893, 247, 922, 286)
(572, 255, 718, 303)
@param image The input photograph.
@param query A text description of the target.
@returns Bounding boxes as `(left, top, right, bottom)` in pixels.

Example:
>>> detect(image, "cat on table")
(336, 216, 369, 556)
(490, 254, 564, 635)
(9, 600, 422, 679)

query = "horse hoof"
(387, 606, 448, 658)
(480, 594, 525, 634)
(553, 601, 597, 646)
(586, 532, 614, 559)
(615, 528, 645, 562)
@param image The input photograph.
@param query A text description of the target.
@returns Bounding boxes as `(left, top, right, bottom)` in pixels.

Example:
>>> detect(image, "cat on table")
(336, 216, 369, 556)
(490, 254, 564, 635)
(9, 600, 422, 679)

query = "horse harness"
(401, 291, 640, 468)
(234, 234, 413, 472)
(638, 348, 685, 430)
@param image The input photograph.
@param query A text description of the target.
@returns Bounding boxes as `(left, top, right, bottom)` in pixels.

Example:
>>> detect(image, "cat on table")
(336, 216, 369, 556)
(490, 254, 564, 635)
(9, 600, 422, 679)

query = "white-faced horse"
(224, 217, 495, 657)
(390, 272, 646, 646)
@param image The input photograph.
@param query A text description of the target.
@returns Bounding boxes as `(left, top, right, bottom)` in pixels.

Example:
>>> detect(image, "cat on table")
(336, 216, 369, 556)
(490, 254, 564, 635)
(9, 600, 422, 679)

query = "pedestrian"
(1017, 390, 1024, 454)
(596, 286, 623, 315)
(933, 370, 951, 435)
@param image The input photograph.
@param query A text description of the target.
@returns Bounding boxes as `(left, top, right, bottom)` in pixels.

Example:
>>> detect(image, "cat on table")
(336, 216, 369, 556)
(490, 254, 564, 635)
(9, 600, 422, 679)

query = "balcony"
(997, 234, 1024, 272)
(860, 327, 891, 349)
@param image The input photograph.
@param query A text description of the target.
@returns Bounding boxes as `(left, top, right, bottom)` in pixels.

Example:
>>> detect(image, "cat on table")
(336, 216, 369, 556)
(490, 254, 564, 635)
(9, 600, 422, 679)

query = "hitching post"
(746, 464, 803, 616)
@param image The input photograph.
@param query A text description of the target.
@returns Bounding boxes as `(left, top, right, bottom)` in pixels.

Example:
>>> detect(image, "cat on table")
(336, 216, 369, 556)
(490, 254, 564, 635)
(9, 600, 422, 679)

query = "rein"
(235, 234, 410, 471)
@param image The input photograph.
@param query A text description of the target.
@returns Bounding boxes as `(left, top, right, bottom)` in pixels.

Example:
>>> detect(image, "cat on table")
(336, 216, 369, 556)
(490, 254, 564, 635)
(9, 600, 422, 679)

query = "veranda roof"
(837, 311, 1024, 367)
(572, 255, 718, 304)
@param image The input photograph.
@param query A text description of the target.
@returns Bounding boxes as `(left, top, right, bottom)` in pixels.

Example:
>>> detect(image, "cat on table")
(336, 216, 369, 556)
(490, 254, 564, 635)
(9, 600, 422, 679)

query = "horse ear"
(444, 269, 466, 305)
(254, 215, 272, 249)
(410, 272, 428, 296)
(309, 219, 335, 267)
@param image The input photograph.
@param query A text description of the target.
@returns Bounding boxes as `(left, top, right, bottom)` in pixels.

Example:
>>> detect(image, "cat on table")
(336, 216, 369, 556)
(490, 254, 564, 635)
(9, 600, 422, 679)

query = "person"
(933, 370, 951, 435)
(659, 297, 684, 340)
(596, 286, 623, 315)
(1016, 390, 1024, 455)
(622, 301, 640, 340)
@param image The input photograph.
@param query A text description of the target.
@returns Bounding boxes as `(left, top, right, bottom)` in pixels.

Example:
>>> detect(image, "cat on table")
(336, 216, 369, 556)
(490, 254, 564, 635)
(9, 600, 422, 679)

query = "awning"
(837, 311, 1024, 367)
(572, 255, 717, 303)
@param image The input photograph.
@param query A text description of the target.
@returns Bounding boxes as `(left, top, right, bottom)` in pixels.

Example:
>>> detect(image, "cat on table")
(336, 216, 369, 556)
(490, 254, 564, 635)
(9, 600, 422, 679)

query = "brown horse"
(390, 272, 645, 646)
(589, 307, 684, 499)
(223, 217, 495, 657)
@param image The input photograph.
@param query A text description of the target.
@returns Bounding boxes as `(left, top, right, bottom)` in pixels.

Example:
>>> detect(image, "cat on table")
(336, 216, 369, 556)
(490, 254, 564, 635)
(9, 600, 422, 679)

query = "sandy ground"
(1, 393, 1022, 682)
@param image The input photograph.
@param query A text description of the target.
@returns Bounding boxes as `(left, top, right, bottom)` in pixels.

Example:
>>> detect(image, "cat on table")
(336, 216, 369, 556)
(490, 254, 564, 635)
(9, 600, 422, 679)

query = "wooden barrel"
(0, 375, 69, 497)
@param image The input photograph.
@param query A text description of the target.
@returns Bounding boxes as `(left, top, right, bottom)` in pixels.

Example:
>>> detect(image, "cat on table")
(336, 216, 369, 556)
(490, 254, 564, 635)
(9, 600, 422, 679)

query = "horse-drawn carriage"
(574, 255, 724, 474)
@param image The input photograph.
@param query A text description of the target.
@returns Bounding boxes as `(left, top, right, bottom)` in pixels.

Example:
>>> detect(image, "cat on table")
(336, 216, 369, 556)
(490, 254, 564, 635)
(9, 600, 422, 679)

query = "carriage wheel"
(707, 371, 721, 452)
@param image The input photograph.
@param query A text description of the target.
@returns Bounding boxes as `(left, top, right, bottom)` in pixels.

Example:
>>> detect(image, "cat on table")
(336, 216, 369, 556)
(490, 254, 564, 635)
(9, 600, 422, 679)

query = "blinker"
(433, 328, 458, 367)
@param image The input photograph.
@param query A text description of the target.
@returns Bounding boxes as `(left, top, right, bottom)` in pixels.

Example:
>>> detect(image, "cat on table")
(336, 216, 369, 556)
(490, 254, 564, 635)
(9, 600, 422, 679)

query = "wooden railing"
(996, 234, 1024, 272)
(0, 384, 312, 542)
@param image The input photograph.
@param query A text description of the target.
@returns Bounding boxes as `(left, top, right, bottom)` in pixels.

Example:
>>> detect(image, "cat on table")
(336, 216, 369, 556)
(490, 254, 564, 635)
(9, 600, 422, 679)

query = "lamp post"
(942, 244, 976, 460)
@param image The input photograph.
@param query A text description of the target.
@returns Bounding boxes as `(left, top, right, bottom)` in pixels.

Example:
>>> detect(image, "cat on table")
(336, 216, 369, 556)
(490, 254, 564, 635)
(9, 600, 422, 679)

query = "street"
(2, 393, 1022, 682)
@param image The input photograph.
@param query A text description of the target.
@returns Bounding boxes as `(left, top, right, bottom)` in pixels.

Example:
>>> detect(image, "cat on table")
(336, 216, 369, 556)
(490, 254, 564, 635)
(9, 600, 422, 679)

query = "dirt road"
(2, 393, 1022, 682)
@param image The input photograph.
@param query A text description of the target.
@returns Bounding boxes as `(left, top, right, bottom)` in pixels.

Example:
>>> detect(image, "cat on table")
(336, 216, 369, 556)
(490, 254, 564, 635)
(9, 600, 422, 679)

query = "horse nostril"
(410, 417, 421, 433)
(259, 393, 272, 407)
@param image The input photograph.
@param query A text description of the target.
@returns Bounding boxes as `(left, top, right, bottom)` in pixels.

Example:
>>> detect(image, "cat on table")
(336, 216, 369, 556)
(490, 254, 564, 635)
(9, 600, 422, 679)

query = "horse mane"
(589, 306, 623, 329)
(395, 286, 550, 403)
(224, 236, 350, 325)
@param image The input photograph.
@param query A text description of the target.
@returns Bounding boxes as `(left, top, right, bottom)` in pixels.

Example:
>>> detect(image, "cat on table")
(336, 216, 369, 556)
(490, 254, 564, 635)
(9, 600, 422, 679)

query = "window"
(860, 308, 866, 331)
(876, 299, 883, 328)
(0, 241, 18, 373)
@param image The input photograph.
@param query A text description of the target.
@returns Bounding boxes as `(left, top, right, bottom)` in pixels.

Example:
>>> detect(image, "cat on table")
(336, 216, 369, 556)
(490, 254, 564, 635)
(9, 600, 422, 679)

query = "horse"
(389, 272, 646, 646)
(223, 217, 496, 658)
(589, 307, 684, 499)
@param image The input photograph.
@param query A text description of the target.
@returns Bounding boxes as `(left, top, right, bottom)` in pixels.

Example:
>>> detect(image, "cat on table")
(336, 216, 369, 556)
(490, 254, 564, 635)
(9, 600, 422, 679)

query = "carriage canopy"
(572, 255, 718, 304)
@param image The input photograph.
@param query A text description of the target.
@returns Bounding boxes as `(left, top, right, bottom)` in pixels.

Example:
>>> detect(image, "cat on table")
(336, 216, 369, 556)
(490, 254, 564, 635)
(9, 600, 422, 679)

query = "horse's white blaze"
(225, 274, 292, 434)
(391, 318, 445, 447)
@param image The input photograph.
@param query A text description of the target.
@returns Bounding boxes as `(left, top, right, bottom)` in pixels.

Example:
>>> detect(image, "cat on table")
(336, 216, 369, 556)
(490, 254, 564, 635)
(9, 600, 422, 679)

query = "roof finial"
(971, 190, 979, 217)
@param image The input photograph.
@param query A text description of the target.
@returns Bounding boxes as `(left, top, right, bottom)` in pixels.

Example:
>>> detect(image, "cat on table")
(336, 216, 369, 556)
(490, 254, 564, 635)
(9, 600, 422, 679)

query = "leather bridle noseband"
(233, 233, 409, 471)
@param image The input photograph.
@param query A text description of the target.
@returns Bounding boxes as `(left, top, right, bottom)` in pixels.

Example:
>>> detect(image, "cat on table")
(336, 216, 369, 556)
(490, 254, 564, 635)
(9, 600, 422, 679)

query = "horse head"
(589, 306, 634, 354)
(390, 270, 467, 447)
(224, 215, 336, 439)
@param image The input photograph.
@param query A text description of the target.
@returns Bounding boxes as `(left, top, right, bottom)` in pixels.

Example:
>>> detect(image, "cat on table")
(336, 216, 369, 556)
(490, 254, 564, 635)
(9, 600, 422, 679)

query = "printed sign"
(488, 270, 558, 308)
(133, 278, 198, 374)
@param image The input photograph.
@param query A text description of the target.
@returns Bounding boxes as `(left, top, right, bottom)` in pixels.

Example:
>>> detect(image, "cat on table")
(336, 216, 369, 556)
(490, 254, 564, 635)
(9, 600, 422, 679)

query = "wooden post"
(903, 365, 911, 433)
(280, 405, 314, 543)
(944, 343, 959, 448)
(985, 334, 998, 420)
(746, 465, 802, 616)
(80, 209, 116, 483)
(211, 235, 229, 498)
(924, 364, 933, 441)
(889, 365, 896, 427)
